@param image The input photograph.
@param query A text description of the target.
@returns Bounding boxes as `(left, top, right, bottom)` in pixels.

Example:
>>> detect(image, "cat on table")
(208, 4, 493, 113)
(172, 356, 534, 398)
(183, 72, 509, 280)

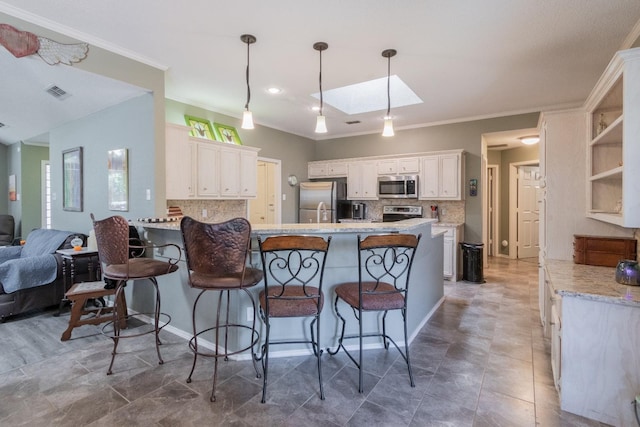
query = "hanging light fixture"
(240, 34, 256, 129)
(381, 48, 397, 137)
(314, 41, 328, 133)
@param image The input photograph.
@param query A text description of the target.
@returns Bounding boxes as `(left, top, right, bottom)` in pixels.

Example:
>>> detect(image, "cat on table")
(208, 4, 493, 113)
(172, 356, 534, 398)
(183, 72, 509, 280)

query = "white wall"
(542, 109, 632, 261)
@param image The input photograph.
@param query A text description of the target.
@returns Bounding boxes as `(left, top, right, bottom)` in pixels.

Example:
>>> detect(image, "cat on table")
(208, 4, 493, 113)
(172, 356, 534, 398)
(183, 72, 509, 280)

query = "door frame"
(509, 160, 539, 259)
(248, 157, 282, 224)
(486, 164, 500, 258)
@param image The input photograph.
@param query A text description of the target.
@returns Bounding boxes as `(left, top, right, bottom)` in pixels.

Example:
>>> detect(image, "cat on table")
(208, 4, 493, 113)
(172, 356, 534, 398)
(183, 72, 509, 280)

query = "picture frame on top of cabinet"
(213, 122, 243, 145)
(184, 115, 215, 140)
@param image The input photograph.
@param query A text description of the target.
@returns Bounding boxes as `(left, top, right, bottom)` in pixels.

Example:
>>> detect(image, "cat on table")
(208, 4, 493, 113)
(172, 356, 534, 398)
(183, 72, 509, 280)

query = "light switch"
(282, 194, 286, 201)
(146, 189, 151, 200)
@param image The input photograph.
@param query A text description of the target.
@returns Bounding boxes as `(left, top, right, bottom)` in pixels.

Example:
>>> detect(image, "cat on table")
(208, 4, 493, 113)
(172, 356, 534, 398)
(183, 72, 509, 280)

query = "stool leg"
(107, 282, 126, 375)
(241, 288, 261, 380)
(150, 277, 164, 364)
(210, 290, 225, 402)
(186, 290, 206, 384)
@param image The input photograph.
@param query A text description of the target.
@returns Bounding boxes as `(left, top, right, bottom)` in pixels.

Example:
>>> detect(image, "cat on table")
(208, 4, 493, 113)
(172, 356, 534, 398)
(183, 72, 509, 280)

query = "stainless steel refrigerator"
(299, 180, 349, 224)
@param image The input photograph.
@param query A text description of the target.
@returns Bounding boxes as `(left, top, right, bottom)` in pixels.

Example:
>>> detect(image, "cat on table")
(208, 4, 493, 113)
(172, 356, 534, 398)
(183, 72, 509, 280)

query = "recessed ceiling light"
(519, 135, 540, 145)
(267, 87, 282, 94)
(311, 75, 422, 115)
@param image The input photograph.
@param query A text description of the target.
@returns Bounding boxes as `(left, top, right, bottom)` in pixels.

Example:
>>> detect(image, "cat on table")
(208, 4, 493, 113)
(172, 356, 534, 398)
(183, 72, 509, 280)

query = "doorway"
(486, 165, 499, 257)
(248, 158, 281, 224)
(509, 163, 540, 259)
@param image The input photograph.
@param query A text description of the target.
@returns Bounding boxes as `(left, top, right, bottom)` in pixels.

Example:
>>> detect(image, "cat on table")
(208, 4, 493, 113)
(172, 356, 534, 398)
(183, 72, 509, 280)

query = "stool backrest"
(181, 216, 252, 277)
(358, 233, 421, 295)
(91, 214, 130, 266)
(258, 234, 331, 313)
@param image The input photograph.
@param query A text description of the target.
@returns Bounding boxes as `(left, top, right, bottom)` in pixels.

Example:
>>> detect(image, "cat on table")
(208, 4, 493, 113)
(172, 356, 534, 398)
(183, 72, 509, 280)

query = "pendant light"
(314, 42, 328, 133)
(240, 34, 256, 129)
(381, 49, 397, 137)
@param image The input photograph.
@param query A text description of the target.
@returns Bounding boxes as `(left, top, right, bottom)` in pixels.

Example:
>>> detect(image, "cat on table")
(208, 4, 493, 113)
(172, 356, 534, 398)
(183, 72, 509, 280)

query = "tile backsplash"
(167, 199, 246, 223)
(357, 199, 465, 223)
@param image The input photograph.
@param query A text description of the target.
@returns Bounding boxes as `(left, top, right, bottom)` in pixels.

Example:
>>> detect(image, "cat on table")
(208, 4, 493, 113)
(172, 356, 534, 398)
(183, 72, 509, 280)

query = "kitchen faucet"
(316, 201, 328, 223)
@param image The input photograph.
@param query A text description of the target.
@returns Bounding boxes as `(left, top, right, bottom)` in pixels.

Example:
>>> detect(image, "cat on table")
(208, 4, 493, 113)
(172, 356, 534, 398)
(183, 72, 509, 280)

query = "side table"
(56, 248, 100, 315)
(60, 281, 127, 341)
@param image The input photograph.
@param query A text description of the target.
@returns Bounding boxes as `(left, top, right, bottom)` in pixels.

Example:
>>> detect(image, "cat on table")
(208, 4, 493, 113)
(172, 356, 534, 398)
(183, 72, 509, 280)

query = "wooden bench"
(60, 281, 127, 341)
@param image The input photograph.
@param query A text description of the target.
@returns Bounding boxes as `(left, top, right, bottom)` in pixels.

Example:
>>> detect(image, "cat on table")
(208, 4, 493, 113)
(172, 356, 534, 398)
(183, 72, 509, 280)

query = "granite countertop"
(431, 222, 464, 228)
(545, 259, 640, 307)
(137, 218, 437, 235)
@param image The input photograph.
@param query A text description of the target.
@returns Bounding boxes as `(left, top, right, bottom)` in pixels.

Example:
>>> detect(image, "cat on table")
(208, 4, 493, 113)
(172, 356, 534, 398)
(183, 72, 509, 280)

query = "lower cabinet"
(550, 300, 562, 393)
(433, 223, 463, 281)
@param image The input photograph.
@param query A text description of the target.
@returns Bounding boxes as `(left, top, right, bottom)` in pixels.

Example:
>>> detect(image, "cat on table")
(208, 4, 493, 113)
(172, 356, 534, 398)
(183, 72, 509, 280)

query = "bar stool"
(90, 214, 181, 375)
(255, 234, 332, 403)
(327, 233, 421, 393)
(180, 216, 263, 402)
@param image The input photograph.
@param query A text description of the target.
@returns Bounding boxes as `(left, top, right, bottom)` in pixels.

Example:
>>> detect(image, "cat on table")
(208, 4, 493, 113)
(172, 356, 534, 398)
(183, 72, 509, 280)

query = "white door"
(249, 160, 276, 224)
(517, 166, 540, 258)
(486, 165, 498, 257)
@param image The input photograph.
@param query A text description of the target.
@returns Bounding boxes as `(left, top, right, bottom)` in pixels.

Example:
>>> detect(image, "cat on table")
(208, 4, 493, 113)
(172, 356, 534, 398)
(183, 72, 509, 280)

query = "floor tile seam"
(356, 396, 411, 426)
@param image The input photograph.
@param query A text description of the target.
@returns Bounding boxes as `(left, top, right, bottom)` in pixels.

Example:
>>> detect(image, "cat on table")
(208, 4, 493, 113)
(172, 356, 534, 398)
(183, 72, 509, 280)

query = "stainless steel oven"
(382, 205, 423, 222)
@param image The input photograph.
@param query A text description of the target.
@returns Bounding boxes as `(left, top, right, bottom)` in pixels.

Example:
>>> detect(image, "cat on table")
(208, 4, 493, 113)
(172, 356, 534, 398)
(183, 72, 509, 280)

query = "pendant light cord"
(318, 48, 323, 116)
(386, 54, 391, 117)
(245, 40, 251, 111)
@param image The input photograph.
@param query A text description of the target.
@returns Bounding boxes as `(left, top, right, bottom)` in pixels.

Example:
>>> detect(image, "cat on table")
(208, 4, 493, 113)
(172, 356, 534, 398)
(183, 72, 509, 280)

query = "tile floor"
(0, 257, 609, 426)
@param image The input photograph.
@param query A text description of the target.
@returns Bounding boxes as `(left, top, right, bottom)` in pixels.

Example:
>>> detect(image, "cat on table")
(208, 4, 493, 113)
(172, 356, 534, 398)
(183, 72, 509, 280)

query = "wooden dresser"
(573, 235, 637, 267)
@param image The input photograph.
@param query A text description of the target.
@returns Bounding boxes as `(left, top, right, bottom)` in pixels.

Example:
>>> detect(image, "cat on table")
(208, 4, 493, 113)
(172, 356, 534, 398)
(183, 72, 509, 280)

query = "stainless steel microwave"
(377, 175, 418, 198)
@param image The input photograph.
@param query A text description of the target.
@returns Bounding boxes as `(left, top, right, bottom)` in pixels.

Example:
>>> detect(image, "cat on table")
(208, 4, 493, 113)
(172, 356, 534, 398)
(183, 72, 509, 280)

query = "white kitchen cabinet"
(166, 123, 259, 200)
(196, 143, 219, 197)
(419, 150, 465, 200)
(377, 157, 420, 175)
(432, 223, 463, 281)
(166, 123, 195, 199)
(308, 160, 347, 178)
(347, 161, 378, 200)
(585, 47, 640, 227)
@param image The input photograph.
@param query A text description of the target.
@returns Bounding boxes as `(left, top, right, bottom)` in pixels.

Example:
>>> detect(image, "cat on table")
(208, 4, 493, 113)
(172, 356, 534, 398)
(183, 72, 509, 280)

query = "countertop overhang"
(136, 218, 438, 235)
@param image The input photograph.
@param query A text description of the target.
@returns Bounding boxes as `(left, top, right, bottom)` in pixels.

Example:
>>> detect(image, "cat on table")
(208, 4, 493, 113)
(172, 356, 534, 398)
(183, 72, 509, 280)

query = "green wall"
(314, 113, 540, 243)
(20, 144, 48, 235)
(0, 144, 7, 215)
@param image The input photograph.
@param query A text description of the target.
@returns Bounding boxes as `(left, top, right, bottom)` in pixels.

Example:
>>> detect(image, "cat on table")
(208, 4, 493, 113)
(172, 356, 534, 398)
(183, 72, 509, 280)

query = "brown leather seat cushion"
(259, 285, 323, 317)
(334, 281, 404, 311)
(187, 267, 263, 290)
(103, 258, 179, 280)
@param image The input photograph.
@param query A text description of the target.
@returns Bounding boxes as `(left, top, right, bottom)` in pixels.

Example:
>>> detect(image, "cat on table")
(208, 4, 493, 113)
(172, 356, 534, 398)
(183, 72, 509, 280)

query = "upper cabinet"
(308, 160, 348, 178)
(419, 150, 465, 200)
(585, 48, 640, 227)
(347, 161, 378, 200)
(377, 158, 420, 175)
(165, 123, 260, 200)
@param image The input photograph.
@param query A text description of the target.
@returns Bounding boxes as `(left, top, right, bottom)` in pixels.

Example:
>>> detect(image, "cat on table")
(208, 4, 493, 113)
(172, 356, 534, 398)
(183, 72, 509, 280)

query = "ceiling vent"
(45, 84, 71, 100)
(345, 120, 361, 125)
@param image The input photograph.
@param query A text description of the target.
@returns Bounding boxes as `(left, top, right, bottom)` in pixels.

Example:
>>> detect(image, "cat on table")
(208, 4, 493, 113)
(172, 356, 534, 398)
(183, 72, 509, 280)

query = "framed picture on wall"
(8, 174, 16, 201)
(62, 147, 83, 212)
(107, 148, 128, 211)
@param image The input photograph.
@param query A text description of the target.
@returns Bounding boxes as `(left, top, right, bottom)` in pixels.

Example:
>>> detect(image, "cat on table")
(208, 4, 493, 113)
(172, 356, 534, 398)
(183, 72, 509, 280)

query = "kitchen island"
(544, 259, 640, 426)
(134, 218, 444, 359)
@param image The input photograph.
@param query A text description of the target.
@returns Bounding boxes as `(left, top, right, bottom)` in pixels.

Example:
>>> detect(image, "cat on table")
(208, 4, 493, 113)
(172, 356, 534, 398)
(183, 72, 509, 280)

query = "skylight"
(311, 75, 422, 115)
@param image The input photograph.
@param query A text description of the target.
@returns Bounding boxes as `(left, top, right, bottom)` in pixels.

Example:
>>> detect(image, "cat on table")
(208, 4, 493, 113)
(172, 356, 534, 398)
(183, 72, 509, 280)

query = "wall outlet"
(246, 307, 254, 322)
(202, 209, 207, 218)
(146, 189, 151, 200)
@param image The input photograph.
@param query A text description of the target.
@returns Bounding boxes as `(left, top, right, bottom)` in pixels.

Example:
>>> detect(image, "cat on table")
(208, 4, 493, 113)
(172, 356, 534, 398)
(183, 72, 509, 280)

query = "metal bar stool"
(180, 216, 263, 402)
(255, 234, 332, 403)
(91, 214, 181, 375)
(327, 233, 421, 393)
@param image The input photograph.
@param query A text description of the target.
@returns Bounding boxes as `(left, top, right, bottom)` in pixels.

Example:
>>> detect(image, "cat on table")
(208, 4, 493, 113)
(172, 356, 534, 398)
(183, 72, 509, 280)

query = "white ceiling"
(1, 0, 640, 146)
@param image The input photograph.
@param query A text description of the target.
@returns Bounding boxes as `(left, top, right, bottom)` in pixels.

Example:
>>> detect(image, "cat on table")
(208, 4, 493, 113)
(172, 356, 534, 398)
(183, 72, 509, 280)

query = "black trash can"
(460, 242, 484, 283)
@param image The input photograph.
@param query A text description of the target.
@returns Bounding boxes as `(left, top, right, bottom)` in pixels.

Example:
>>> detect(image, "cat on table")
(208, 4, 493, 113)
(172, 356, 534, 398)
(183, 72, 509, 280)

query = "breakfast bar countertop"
(136, 217, 438, 234)
(545, 258, 640, 307)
